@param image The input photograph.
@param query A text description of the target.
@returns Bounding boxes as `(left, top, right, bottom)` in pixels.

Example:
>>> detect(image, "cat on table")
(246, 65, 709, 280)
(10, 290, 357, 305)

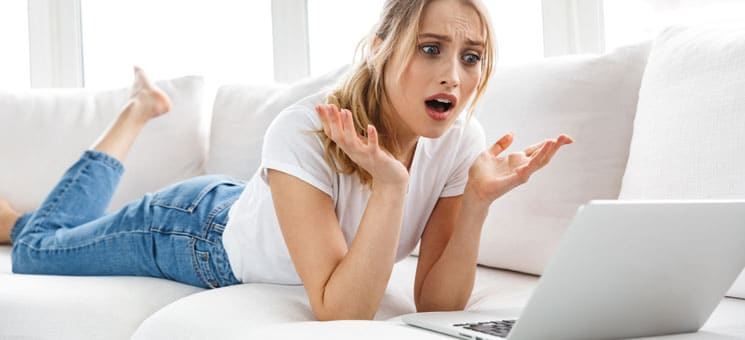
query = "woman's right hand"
(316, 104, 409, 187)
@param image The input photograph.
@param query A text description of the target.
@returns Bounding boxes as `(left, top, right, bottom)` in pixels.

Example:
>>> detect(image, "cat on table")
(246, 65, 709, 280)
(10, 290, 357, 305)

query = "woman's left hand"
(467, 133, 574, 203)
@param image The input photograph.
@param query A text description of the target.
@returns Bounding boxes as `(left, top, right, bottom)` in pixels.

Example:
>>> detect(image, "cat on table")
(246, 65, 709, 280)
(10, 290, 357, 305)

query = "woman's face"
(383, 0, 485, 142)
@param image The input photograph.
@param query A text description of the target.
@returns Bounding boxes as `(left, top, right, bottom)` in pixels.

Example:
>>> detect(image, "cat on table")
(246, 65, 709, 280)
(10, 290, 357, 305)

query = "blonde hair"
(320, 0, 496, 186)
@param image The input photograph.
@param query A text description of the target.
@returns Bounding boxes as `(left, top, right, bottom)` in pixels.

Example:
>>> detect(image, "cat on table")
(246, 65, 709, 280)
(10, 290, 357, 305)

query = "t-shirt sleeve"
(259, 104, 334, 197)
(440, 117, 487, 197)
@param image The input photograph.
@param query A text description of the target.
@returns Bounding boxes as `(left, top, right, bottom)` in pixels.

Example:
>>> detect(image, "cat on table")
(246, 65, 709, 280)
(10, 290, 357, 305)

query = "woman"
(0, 0, 572, 321)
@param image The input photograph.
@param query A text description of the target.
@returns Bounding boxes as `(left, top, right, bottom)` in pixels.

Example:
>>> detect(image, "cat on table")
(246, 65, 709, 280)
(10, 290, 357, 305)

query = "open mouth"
(425, 98, 453, 113)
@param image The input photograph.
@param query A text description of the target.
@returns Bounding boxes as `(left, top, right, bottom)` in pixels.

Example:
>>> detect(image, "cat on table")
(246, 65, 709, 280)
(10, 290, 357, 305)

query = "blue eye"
(462, 53, 481, 65)
(421, 44, 440, 55)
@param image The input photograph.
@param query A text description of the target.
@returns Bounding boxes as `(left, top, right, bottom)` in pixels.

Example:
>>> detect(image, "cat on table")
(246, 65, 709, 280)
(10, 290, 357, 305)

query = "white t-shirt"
(222, 92, 486, 285)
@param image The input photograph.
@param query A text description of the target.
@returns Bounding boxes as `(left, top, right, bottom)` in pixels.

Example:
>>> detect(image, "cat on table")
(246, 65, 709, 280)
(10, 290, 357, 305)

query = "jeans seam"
(205, 195, 238, 286)
(148, 202, 194, 213)
(10, 212, 31, 244)
(211, 223, 225, 233)
(28, 162, 90, 235)
(191, 238, 217, 289)
(84, 150, 125, 174)
(203, 197, 237, 237)
(202, 209, 221, 238)
(213, 243, 234, 286)
(150, 228, 217, 245)
(150, 180, 232, 213)
(15, 230, 151, 252)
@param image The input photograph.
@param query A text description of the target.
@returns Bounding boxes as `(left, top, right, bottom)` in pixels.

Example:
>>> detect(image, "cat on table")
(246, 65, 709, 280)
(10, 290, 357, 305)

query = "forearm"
(320, 182, 408, 320)
(417, 184, 491, 312)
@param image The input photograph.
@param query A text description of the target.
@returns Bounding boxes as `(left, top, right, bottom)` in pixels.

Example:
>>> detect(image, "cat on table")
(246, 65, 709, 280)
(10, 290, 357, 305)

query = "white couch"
(1, 25, 744, 339)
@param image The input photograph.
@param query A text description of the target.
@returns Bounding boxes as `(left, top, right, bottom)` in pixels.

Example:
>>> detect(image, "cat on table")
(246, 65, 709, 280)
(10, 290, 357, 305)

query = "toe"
(133, 66, 155, 89)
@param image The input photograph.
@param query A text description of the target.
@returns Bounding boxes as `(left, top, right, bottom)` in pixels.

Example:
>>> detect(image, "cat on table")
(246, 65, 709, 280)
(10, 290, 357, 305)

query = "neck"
(380, 104, 419, 170)
(392, 129, 419, 171)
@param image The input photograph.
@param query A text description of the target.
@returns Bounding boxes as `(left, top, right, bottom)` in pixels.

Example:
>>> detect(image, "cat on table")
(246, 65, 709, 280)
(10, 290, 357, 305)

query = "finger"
(539, 141, 560, 169)
(343, 109, 365, 143)
(557, 134, 574, 145)
(524, 139, 549, 157)
(525, 141, 553, 173)
(489, 132, 514, 156)
(528, 136, 567, 167)
(341, 109, 359, 147)
(316, 105, 331, 136)
(315, 104, 323, 120)
(328, 104, 344, 141)
(367, 124, 379, 150)
(544, 138, 569, 164)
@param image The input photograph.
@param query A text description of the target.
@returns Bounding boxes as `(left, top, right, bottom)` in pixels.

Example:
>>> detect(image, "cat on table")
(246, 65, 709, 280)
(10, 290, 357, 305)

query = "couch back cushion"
(207, 67, 347, 179)
(475, 42, 652, 274)
(207, 45, 652, 278)
(618, 25, 745, 299)
(0, 76, 208, 212)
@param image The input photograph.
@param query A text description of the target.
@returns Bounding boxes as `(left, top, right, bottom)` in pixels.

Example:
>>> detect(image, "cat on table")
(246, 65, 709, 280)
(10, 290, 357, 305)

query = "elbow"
(415, 299, 467, 313)
(415, 286, 471, 312)
(315, 313, 375, 322)
(314, 310, 376, 322)
(313, 304, 376, 321)
(415, 304, 466, 314)
(311, 281, 382, 320)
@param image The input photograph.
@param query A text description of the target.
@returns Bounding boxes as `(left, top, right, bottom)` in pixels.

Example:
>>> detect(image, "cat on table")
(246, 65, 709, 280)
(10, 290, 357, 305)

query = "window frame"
(541, 0, 604, 57)
(28, 0, 84, 88)
(26, 0, 606, 88)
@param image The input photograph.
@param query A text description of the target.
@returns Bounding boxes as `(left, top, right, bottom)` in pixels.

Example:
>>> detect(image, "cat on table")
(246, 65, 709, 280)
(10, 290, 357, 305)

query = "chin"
(417, 125, 450, 139)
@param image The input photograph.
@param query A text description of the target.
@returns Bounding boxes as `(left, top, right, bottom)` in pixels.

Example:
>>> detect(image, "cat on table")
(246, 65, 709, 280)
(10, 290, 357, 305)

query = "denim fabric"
(11, 150, 244, 289)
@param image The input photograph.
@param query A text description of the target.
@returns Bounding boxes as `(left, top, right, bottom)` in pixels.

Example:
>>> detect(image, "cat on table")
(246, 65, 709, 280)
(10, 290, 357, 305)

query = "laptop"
(403, 200, 745, 340)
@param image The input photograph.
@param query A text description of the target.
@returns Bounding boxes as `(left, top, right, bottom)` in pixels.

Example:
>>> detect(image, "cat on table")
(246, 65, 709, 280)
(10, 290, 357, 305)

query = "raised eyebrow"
(467, 38, 485, 48)
(418, 33, 485, 48)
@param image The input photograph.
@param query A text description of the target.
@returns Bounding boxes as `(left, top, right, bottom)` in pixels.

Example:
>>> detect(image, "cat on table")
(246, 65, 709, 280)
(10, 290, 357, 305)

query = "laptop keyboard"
(454, 320, 516, 338)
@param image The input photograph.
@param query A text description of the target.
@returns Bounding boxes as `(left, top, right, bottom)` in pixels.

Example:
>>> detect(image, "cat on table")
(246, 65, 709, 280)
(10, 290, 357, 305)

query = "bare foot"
(0, 198, 21, 244)
(90, 67, 173, 162)
(126, 66, 172, 121)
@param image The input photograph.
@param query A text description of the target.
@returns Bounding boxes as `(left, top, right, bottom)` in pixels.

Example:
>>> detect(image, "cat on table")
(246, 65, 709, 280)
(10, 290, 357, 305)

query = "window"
(81, 0, 273, 88)
(604, 0, 745, 50)
(0, 0, 30, 89)
(307, 0, 544, 77)
(307, 0, 385, 77)
(10, 0, 552, 89)
(484, 1, 544, 66)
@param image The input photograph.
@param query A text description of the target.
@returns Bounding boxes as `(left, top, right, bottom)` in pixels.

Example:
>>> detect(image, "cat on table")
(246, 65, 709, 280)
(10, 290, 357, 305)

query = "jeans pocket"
(194, 245, 220, 289)
(151, 175, 238, 213)
(193, 229, 240, 289)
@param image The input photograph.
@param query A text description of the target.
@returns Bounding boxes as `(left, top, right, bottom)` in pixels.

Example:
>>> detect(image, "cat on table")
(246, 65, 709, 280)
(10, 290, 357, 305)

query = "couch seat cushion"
(704, 298, 745, 337)
(131, 256, 539, 339)
(0, 245, 203, 340)
(247, 320, 453, 339)
(247, 300, 745, 340)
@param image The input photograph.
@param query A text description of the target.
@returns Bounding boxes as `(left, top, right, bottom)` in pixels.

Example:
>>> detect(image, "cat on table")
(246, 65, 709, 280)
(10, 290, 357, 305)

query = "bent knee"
(10, 239, 55, 275)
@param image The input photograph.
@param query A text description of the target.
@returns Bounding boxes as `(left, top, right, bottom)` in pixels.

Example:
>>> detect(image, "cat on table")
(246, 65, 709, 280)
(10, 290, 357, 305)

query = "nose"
(439, 58, 460, 89)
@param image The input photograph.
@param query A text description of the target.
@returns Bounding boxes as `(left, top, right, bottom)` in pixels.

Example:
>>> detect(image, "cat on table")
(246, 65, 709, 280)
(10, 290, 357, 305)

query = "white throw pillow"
(618, 25, 745, 299)
(475, 42, 652, 275)
(207, 67, 348, 179)
(0, 76, 208, 213)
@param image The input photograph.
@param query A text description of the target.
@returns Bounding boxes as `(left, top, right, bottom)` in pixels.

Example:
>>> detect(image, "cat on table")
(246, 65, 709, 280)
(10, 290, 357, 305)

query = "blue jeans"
(10, 150, 243, 289)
